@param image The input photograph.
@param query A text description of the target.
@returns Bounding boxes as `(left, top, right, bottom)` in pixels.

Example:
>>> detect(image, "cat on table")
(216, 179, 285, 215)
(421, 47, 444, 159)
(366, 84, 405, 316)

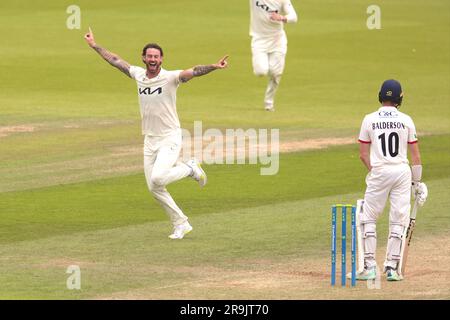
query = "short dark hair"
(142, 43, 164, 57)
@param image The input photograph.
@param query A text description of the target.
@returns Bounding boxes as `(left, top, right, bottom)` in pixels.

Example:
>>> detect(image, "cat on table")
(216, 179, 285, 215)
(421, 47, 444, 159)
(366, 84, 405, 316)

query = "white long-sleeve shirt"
(249, 0, 298, 38)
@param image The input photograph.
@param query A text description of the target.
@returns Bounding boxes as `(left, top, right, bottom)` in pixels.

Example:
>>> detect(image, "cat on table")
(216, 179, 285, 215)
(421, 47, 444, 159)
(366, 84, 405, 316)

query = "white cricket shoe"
(265, 105, 275, 112)
(186, 158, 207, 187)
(347, 266, 377, 281)
(385, 267, 403, 281)
(168, 222, 193, 240)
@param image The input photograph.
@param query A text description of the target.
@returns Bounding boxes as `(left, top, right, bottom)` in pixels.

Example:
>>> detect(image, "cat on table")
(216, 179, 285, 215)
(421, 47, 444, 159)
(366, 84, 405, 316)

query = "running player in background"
(249, 0, 298, 111)
(357, 79, 428, 281)
(84, 28, 228, 240)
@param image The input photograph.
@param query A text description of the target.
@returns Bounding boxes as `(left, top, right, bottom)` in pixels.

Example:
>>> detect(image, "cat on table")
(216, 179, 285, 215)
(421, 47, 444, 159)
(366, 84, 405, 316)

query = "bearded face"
(142, 48, 163, 74)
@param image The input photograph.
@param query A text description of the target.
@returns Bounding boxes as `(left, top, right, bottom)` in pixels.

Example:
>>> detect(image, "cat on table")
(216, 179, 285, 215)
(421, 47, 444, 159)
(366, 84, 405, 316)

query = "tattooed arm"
(84, 27, 131, 78)
(179, 55, 229, 83)
(91, 45, 131, 77)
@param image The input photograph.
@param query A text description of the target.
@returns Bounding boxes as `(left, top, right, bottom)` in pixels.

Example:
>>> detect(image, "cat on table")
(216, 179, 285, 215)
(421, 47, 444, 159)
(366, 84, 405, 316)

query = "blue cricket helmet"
(378, 79, 403, 106)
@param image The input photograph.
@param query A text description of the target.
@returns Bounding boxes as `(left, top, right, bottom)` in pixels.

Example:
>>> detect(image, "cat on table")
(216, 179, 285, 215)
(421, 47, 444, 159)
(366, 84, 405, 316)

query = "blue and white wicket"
(331, 204, 356, 287)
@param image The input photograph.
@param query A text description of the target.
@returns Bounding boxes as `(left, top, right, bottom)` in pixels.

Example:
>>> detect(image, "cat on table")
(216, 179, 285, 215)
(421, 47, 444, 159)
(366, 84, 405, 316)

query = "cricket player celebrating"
(84, 28, 228, 239)
(356, 79, 428, 281)
(249, 0, 298, 111)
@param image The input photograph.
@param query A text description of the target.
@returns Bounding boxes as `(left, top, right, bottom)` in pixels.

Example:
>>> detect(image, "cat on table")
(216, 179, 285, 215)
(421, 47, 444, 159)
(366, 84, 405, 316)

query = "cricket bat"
(399, 197, 419, 276)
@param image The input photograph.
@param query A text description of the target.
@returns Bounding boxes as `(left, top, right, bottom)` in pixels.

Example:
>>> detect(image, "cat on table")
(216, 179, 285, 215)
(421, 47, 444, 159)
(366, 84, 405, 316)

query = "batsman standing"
(249, 0, 298, 111)
(356, 79, 428, 281)
(84, 28, 228, 239)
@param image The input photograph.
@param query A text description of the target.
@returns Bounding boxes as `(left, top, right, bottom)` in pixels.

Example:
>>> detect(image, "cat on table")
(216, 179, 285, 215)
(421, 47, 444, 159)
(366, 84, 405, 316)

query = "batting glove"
(412, 182, 428, 206)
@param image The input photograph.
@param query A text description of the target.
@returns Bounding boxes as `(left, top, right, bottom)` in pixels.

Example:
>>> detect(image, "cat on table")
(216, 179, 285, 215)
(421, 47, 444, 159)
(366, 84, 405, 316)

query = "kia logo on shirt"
(139, 87, 163, 95)
(256, 1, 278, 13)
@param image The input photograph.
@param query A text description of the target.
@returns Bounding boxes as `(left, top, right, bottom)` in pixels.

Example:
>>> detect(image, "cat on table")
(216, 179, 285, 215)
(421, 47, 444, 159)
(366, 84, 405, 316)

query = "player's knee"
(150, 173, 166, 188)
(253, 65, 269, 77)
(268, 63, 285, 77)
(148, 181, 158, 193)
(269, 73, 282, 84)
(254, 70, 268, 77)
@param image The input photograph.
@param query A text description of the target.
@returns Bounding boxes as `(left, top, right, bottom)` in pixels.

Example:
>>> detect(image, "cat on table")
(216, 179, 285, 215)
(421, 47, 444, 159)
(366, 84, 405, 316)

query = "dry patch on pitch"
(0, 128, 430, 193)
(0, 125, 40, 137)
(93, 233, 450, 300)
(0, 134, 357, 193)
(278, 137, 355, 152)
(0, 119, 136, 139)
(0, 152, 143, 192)
(36, 258, 98, 270)
(183, 130, 433, 158)
(181, 136, 356, 159)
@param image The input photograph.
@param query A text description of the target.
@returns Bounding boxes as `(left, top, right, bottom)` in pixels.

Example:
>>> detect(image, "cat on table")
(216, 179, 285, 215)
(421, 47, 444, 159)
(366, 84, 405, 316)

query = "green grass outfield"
(0, 0, 449, 299)
(0, 138, 449, 299)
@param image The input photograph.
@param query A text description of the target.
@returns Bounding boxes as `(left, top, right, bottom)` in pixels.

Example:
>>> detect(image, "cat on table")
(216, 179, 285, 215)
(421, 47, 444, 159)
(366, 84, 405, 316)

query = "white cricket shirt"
(129, 66, 182, 136)
(358, 106, 418, 168)
(249, 0, 297, 38)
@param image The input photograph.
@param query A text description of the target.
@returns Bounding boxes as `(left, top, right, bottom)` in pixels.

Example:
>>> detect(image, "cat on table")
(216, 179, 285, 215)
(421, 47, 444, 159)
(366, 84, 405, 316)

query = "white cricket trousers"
(251, 33, 287, 107)
(143, 129, 192, 227)
(360, 163, 412, 269)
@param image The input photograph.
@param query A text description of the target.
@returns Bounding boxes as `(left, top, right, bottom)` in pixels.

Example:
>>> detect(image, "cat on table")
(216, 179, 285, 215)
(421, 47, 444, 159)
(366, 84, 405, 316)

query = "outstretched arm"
(84, 27, 131, 78)
(179, 55, 229, 83)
